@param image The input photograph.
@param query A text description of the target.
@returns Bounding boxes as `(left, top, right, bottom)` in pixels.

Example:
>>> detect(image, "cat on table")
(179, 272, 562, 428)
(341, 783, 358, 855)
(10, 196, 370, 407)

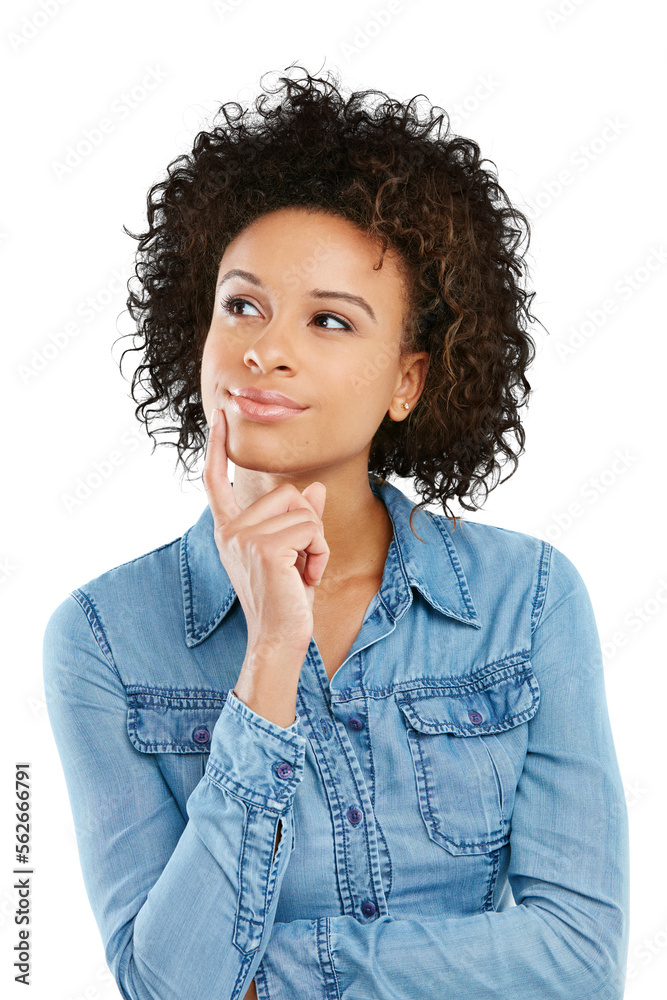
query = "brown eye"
(313, 313, 351, 331)
(221, 295, 260, 316)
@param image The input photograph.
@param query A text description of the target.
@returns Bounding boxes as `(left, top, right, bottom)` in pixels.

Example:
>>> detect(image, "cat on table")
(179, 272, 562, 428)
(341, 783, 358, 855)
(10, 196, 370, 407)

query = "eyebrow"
(216, 268, 377, 323)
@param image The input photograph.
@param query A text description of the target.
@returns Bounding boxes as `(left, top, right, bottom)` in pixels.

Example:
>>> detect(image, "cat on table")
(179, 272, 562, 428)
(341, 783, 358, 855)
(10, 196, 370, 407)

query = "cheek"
(200, 336, 225, 393)
(330, 345, 396, 398)
(323, 377, 392, 440)
(347, 360, 398, 421)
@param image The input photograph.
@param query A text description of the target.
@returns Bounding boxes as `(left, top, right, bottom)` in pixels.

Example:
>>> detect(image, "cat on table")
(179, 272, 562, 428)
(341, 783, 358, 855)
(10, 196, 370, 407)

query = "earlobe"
(388, 400, 411, 421)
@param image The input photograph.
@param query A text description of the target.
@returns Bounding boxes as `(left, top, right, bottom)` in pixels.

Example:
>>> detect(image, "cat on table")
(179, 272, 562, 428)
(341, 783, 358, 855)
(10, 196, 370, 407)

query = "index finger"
(202, 406, 242, 526)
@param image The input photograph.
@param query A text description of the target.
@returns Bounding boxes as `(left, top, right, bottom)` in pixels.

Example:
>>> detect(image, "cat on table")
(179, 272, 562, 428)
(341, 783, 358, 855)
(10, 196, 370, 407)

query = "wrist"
(234, 643, 308, 728)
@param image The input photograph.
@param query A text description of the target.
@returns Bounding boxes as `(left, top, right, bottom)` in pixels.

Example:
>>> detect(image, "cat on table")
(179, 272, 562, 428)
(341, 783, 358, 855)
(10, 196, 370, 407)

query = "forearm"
(123, 689, 307, 998)
(43, 594, 307, 1000)
(128, 766, 295, 999)
(258, 900, 627, 1000)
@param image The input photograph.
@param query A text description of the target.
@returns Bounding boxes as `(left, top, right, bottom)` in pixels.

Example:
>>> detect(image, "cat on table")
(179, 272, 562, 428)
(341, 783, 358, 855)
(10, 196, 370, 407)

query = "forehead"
(218, 206, 408, 302)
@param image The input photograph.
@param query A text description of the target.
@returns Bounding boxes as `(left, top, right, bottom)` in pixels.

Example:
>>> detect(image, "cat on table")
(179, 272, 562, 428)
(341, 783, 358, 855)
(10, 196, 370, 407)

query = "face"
(200, 206, 429, 479)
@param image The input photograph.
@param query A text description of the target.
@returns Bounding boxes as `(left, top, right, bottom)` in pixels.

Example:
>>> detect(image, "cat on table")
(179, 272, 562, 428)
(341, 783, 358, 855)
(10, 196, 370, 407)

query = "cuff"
(205, 689, 307, 810)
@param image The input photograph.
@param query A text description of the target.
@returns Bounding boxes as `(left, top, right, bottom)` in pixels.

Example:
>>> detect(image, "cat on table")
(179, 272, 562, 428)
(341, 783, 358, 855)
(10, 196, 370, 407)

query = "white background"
(2, 0, 666, 997)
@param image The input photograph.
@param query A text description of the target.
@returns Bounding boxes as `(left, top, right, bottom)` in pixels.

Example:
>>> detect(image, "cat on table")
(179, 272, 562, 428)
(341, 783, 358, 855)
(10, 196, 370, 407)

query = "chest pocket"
(395, 660, 540, 856)
(126, 686, 228, 816)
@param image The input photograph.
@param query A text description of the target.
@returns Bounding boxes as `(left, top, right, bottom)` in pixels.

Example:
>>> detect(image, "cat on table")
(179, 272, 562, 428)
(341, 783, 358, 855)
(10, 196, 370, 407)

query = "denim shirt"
(42, 473, 629, 1000)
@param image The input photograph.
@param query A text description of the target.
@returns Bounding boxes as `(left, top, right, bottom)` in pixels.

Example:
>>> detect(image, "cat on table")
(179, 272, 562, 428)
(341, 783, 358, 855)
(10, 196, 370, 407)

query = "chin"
(227, 452, 305, 475)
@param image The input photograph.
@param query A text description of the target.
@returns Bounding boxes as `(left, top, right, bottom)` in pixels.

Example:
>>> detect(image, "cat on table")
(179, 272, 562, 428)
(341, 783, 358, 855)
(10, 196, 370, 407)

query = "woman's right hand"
(202, 406, 330, 655)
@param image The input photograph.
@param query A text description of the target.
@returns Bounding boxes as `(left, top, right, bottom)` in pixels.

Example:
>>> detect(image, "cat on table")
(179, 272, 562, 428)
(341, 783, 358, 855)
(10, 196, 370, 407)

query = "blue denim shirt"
(43, 473, 629, 1000)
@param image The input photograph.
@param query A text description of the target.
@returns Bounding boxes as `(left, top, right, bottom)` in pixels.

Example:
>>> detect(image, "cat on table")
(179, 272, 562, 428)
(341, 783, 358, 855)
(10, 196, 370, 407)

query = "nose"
(242, 313, 296, 373)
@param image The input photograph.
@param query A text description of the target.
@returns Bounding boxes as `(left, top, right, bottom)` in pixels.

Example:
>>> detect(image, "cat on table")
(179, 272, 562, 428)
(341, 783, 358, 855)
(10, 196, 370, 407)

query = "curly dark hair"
(119, 61, 543, 535)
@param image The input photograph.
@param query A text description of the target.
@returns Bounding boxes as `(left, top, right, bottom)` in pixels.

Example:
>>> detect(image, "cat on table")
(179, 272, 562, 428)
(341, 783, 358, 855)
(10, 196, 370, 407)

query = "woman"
(43, 65, 629, 999)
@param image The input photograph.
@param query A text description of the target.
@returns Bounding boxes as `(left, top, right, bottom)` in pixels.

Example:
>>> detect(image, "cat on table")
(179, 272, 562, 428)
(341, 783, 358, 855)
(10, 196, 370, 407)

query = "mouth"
(227, 390, 309, 423)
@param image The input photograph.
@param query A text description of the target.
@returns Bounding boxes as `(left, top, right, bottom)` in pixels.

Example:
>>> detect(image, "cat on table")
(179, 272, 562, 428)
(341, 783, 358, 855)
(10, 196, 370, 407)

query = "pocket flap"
(395, 660, 539, 737)
(126, 686, 227, 753)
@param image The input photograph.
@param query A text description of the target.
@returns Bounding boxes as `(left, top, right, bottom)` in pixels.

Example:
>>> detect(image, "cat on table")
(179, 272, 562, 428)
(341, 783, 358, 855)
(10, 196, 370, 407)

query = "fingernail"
(210, 407, 219, 427)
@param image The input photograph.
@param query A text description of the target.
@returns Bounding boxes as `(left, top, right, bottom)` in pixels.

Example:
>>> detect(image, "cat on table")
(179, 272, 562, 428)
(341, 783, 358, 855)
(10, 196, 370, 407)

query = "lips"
(230, 387, 306, 410)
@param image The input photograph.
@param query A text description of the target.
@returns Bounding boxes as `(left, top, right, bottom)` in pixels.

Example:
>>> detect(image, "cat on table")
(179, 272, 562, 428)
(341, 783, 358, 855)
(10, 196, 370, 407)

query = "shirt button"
(468, 710, 483, 724)
(361, 901, 376, 918)
(192, 726, 210, 744)
(348, 716, 364, 731)
(347, 807, 363, 826)
(275, 762, 294, 780)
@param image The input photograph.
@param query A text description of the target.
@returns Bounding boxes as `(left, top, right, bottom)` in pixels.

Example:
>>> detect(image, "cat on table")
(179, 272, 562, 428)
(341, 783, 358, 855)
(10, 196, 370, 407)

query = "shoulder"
(43, 531, 184, 654)
(81, 533, 183, 594)
(434, 513, 549, 585)
(437, 514, 546, 561)
(432, 514, 588, 631)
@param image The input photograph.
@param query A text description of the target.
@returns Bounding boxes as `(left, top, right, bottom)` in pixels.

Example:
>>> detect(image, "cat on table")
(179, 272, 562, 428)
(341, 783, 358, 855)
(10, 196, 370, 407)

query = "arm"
(42, 591, 306, 1000)
(256, 544, 630, 1000)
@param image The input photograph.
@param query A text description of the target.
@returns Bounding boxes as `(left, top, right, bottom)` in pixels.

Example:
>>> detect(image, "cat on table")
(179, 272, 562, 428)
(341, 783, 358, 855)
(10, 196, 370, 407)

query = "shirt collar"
(180, 473, 481, 648)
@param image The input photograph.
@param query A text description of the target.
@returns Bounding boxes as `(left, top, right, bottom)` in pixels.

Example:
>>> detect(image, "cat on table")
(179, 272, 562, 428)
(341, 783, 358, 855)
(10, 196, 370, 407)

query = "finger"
(230, 476, 324, 530)
(301, 482, 326, 522)
(204, 409, 325, 532)
(244, 509, 324, 579)
(295, 550, 307, 578)
(300, 484, 327, 584)
(203, 407, 242, 526)
(264, 519, 329, 583)
(259, 495, 326, 585)
(299, 524, 329, 586)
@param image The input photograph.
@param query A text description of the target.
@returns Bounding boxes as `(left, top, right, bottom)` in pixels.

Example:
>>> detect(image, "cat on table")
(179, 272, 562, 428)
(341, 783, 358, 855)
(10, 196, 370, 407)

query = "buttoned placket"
(294, 588, 400, 924)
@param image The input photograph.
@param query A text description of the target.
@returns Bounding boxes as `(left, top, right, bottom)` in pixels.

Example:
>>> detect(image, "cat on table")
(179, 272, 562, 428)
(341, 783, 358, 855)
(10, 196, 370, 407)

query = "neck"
(230, 463, 393, 590)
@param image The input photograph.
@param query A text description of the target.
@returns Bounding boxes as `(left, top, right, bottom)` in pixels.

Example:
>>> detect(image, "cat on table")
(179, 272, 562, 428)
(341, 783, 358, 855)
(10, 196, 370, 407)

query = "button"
(347, 807, 363, 826)
(468, 710, 483, 724)
(348, 716, 364, 731)
(361, 901, 376, 917)
(275, 762, 294, 780)
(192, 726, 210, 744)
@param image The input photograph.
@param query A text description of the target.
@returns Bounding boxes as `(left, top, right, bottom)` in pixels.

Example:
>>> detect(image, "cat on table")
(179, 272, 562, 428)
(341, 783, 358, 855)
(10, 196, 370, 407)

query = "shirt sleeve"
(255, 543, 630, 1000)
(42, 590, 306, 1000)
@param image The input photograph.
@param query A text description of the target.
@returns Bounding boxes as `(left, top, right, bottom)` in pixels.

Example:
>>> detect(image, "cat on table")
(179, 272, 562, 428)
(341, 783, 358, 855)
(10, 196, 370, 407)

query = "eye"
(221, 295, 261, 317)
(313, 312, 352, 332)
(221, 294, 352, 332)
